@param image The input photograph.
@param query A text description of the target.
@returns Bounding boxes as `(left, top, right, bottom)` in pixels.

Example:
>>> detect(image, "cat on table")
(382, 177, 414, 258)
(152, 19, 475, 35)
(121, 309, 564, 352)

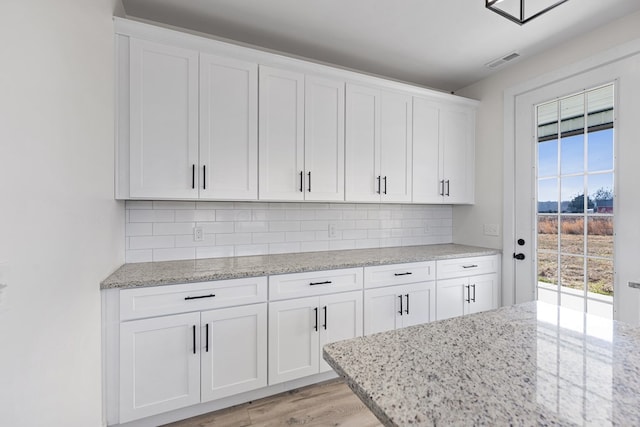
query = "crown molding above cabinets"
(114, 17, 478, 205)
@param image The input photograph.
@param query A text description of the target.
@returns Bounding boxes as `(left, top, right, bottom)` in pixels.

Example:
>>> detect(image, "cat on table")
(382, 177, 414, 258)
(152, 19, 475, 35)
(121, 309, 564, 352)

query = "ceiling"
(121, 0, 640, 92)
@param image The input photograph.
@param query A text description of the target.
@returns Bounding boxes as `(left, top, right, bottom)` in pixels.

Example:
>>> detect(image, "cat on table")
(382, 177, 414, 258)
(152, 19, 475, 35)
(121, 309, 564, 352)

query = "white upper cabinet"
(413, 97, 475, 204)
(129, 39, 199, 199)
(259, 67, 345, 201)
(200, 54, 258, 200)
(259, 66, 305, 200)
(304, 76, 345, 201)
(345, 84, 412, 202)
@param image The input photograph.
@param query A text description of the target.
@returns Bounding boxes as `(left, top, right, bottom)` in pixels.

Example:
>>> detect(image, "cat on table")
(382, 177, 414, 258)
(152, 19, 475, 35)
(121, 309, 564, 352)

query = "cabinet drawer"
(120, 277, 267, 320)
(436, 255, 498, 280)
(269, 268, 363, 301)
(364, 261, 435, 289)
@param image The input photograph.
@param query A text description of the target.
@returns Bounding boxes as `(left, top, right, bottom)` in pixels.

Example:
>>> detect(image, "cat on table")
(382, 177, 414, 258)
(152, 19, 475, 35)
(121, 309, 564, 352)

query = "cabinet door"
(268, 297, 319, 384)
(119, 312, 200, 423)
(318, 291, 363, 372)
(380, 91, 412, 202)
(259, 66, 305, 200)
(364, 286, 400, 335)
(304, 76, 345, 201)
(467, 273, 499, 315)
(441, 105, 475, 204)
(129, 39, 199, 199)
(200, 54, 257, 200)
(400, 282, 436, 328)
(201, 303, 267, 402)
(345, 84, 381, 202)
(412, 97, 443, 203)
(436, 278, 467, 321)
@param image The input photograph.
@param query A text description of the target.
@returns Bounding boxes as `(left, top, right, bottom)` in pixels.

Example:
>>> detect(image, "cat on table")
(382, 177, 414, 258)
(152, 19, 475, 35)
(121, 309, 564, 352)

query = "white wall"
(0, 1, 124, 426)
(453, 10, 640, 249)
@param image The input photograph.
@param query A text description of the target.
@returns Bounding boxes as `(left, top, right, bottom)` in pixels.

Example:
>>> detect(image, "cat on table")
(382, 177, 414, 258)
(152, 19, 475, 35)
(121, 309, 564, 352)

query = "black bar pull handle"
(445, 179, 450, 196)
(184, 294, 216, 300)
(323, 306, 327, 330)
(203, 165, 206, 190)
(398, 295, 403, 315)
(405, 294, 409, 314)
(300, 171, 304, 192)
(394, 272, 413, 276)
(205, 323, 209, 352)
(309, 280, 332, 286)
(383, 176, 387, 195)
(314, 307, 318, 331)
(462, 264, 478, 269)
(192, 325, 196, 355)
(307, 171, 311, 192)
(192, 164, 195, 189)
(465, 285, 470, 303)
(377, 176, 381, 194)
(472, 284, 476, 303)
(440, 180, 444, 196)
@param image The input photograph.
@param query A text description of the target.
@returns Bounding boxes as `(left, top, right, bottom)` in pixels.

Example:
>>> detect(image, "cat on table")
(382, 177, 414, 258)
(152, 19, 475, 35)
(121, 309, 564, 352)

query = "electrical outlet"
(193, 226, 204, 242)
(328, 223, 337, 238)
(483, 224, 499, 236)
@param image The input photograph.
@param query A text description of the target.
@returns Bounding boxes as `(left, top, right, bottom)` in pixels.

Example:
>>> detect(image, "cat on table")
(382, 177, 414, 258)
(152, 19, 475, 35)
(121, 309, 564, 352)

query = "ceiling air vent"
(485, 51, 521, 69)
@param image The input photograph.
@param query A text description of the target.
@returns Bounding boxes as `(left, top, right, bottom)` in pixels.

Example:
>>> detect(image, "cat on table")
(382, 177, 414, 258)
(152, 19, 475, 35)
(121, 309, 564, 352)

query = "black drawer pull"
(462, 265, 478, 269)
(184, 294, 216, 300)
(309, 280, 332, 286)
(394, 272, 413, 276)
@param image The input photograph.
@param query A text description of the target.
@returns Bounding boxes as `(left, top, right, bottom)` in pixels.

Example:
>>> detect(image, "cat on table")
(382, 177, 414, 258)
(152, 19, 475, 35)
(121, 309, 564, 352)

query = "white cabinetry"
(363, 262, 435, 335)
(117, 277, 267, 423)
(120, 37, 258, 200)
(345, 84, 412, 202)
(435, 255, 499, 320)
(129, 39, 199, 199)
(412, 97, 475, 204)
(268, 268, 363, 384)
(259, 66, 344, 201)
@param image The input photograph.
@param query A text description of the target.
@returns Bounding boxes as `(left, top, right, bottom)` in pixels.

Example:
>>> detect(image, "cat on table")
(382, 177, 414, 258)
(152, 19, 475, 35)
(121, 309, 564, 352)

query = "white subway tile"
(300, 203, 329, 210)
(129, 235, 175, 250)
(285, 231, 317, 242)
(356, 203, 380, 210)
(343, 210, 368, 220)
(401, 219, 425, 228)
(355, 239, 380, 249)
(380, 237, 402, 248)
(368, 229, 392, 239)
(234, 202, 269, 209)
(197, 201, 234, 210)
(216, 233, 252, 246)
(235, 244, 269, 257)
(401, 236, 424, 246)
(196, 246, 235, 259)
(269, 221, 301, 232)
(235, 221, 268, 233)
(252, 210, 286, 221)
(252, 232, 286, 244)
(125, 249, 153, 263)
(153, 222, 195, 236)
(269, 242, 301, 254)
(343, 229, 368, 240)
(153, 201, 195, 210)
(316, 230, 341, 240)
(175, 234, 216, 247)
(175, 209, 216, 222)
(153, 247, 195, 262)
(199, 222, 234, 234)
(315, 210, 342, 220)
(216, 210, 252, 221)
(329, 240, 356, 250)
(355, 220, 380, 230)
(336, 220, 356, 230)
(380, 219, 402, 229)
(332, 203, 356, 209)
(125, 200, 153, 210)
(129, 209, 175, 223)
(301, 241, 330, 252)
(300, 220, 329, 231)
(269, 202, 300, 210)
(368, 210, 391, 220)
(126, 223, 152, 236)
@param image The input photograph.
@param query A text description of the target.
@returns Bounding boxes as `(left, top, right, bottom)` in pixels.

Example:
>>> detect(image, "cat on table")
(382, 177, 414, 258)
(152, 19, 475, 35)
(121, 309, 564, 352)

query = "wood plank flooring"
(163, 379, 382, 427)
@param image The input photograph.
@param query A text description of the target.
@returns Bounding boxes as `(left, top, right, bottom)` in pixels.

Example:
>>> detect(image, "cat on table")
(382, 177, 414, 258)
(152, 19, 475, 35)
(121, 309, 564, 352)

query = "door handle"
(203, 165, 206, 190)
(405, 294, 409, 314)
(445, 179, 450, 196)
(323, 306, 327, 330)
(383, 176, 387, 195)
(307, 171, 311, 192)
(192, 325, 196, 355)
(440, 179, 445, 196)
(299, 171, 304, 192)
(377, 176, 381, 194)
(398, 295, 403, 315)
(205, 323, 209, 352)
(465, 285, 470, 303)
(471, 284, 476, 303)
(191, 164, 195, 189)
(513, 253, 525, 260)
(313, 307, 318, 331)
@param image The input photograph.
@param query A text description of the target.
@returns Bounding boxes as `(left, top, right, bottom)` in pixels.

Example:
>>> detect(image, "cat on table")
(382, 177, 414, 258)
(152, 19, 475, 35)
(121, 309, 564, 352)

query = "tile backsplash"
(125, 201, 453, 263)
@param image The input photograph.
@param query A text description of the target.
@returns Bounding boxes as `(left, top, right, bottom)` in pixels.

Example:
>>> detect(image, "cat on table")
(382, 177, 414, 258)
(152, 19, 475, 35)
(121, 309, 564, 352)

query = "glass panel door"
(536, 84, 614, 319)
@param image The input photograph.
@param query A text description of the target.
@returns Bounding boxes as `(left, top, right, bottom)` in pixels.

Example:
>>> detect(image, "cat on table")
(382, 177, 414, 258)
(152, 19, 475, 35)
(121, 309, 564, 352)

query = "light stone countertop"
(100, 244, 500, 289)
(323, 301, 640, 426)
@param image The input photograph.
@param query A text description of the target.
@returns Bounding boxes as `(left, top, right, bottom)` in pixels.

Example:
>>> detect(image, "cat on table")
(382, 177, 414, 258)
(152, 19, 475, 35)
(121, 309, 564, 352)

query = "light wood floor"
(163, 379, 382, 427)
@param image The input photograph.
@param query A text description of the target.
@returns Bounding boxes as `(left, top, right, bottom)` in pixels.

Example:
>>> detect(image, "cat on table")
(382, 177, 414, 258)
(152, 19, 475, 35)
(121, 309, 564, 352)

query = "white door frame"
(503, 37, 640, 322)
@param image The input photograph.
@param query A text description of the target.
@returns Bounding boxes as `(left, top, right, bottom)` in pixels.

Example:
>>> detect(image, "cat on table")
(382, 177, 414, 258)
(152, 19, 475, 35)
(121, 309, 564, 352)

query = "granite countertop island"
(323, 301, 640, 426)
(101, 243, 499, 289)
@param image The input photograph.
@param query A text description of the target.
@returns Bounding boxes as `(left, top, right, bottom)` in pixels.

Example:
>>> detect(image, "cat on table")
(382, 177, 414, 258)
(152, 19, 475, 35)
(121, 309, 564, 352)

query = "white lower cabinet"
(268, 290, 363, 385)
(436, 255, 500, 320)
(119, 312, 201, 423)
(364, 281, 435, 335)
